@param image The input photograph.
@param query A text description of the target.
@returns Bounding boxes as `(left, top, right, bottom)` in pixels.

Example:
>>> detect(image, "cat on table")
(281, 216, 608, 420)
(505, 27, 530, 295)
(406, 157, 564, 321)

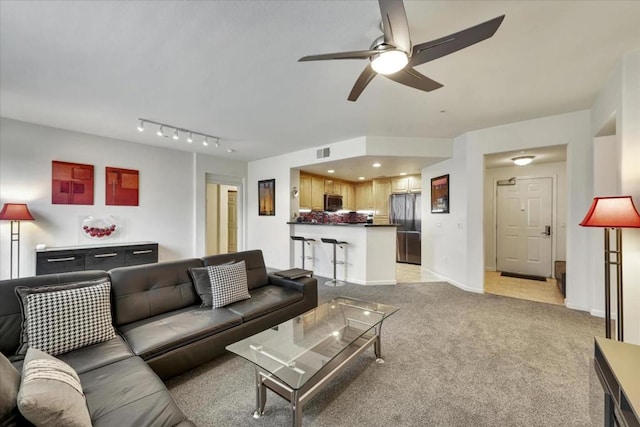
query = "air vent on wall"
(316, 148, 330, 159)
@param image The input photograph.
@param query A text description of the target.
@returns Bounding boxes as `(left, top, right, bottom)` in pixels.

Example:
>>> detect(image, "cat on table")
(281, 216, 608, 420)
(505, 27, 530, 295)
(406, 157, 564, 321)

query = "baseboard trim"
(422, 268, 484, 294)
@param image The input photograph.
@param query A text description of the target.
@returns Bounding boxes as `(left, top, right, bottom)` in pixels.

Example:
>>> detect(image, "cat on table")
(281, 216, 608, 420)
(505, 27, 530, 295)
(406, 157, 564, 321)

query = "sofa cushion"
(189, 259, 235, 307)
(202, 250, 268, 291)
(226, 285, 303, 322)
(118, 306, 242, 360)
(56, 335, 134, 375)
(109, 258, 203, 326)
(0, 352, 20, 422)
(80, 356, 188, 427)
(0, 271, 109, 357)
(17, 348, 92, 427)
(16, 280, 116, 356)
(207, 261, 251, 308)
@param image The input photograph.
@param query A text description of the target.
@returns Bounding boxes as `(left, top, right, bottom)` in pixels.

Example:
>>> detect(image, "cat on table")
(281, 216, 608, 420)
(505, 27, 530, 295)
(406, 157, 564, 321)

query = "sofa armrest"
(268, 274, 318, 308)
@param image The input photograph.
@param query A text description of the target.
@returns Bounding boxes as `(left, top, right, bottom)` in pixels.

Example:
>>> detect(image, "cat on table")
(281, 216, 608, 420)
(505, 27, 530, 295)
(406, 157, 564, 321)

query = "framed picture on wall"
(431, 174, 449, 213)
(52, 161, 94, 205)
(106, 167, 139, 206)
(258, 179, 275, 216)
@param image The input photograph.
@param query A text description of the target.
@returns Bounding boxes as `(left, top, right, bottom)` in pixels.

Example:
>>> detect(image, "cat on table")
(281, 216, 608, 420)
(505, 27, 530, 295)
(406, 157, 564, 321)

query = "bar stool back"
(290, 236, 315, 270)
(321, 238, 348, 287)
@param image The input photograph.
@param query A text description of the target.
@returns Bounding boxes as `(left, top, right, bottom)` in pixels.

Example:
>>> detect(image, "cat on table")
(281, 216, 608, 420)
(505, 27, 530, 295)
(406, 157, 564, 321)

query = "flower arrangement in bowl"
(82, 216, 117, 239)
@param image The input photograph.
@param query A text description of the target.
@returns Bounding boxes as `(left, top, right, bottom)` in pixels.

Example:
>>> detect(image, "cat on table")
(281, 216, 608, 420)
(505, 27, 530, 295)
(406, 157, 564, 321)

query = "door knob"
(541, 225, 551, 236)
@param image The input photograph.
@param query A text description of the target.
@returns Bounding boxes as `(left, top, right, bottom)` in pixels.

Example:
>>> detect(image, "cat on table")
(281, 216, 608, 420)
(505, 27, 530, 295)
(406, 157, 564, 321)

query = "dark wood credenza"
(594, 337, 640, 427)
(36, 241, 158, 275)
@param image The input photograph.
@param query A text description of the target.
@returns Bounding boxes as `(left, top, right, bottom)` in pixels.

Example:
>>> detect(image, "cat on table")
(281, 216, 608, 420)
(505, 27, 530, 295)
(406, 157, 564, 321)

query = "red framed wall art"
(106, 167, 139, 206)
(52, 161, 94, 205)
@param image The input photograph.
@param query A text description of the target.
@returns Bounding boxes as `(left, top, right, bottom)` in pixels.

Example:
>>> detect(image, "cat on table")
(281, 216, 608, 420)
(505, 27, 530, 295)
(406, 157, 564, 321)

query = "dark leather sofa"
(0, 250, 318, 427)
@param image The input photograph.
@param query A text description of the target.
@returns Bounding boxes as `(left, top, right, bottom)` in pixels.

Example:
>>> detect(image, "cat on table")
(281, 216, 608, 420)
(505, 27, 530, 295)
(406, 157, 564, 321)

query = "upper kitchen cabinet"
(341, 182, 356, 211)
(391, 175, 421, 193)
(311, 176, 324, 210)
(355, 181, 373, 211)
(324, 179, 341, 195)
(299, 174, 311, 209)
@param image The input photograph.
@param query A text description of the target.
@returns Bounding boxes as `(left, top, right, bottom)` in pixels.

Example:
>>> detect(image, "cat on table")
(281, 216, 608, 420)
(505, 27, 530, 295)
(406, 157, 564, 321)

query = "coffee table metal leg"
(253, 368, 267, 418)
(374, 324, 385, 363)
(291, 390, 302, 427)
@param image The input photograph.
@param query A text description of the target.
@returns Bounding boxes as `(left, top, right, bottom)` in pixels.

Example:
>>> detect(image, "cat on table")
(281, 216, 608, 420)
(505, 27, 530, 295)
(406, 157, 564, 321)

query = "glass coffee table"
(226, 297, 398, 426)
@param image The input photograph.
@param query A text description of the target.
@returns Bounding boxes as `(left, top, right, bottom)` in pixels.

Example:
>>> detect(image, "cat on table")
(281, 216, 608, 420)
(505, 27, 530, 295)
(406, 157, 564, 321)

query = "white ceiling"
(1, 1, 638, 173)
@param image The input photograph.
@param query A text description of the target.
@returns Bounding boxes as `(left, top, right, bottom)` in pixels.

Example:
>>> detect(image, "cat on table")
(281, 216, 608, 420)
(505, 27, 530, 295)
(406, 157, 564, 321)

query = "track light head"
(215, 138, 220, 148)
(187, 133, 193, 143)
(157, 126, 164, 137)
(172, 129, 179, 140)
(203, 136, 209, 147)
(137, 120, 144, 132)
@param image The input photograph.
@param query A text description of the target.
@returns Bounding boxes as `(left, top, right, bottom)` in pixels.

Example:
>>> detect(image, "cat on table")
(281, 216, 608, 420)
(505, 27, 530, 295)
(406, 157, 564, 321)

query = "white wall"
(0, 117, 247, 279)
(421, 111, 593, 311)
(484, 161, 567, 272)
(591, 50, 640, 344)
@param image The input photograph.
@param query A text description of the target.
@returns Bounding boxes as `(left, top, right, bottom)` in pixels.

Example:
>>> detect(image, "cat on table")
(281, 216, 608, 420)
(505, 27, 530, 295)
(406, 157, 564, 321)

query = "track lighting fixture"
(137, 118, 228, 151)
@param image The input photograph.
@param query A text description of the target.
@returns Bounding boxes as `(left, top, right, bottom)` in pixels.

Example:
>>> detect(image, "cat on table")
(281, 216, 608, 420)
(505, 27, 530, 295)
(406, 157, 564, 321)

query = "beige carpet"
(167, 279, 604, 426)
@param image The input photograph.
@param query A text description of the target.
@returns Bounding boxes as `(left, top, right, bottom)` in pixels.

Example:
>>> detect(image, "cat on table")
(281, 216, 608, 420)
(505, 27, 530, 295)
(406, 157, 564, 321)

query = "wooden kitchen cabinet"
(409, 175, 422, 192)
(299, 174, 311, 209)
(372, 178, 391, 223)
(324, 179, 341, 195)
(391, 175, 421, 193)
(341, 182, 356, 211)
(355, 182, 373, 211)
(311, 176, 324, 210)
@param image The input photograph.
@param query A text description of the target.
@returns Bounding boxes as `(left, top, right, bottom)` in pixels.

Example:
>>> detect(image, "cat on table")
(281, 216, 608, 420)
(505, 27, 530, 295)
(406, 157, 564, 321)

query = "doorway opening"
(206, 174, 243, 256)
(483, 146, 567, 305)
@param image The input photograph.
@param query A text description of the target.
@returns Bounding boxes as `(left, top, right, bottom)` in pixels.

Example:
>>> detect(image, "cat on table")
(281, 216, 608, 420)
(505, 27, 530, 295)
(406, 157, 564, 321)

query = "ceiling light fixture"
(370, 49, 408, 75)
(327, 170, 335, 174)
(358, 176, 365, 180)
(400, 172, 407, 176)
(137, 118, 227, 151)
(512, 156, 535, 166)
(226, 148, 235, 153)
(372, 163, 382, 168)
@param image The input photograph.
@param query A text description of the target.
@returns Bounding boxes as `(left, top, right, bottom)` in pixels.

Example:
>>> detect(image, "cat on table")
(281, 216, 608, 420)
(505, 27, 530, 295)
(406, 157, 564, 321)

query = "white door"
(496, 177, 552, 277)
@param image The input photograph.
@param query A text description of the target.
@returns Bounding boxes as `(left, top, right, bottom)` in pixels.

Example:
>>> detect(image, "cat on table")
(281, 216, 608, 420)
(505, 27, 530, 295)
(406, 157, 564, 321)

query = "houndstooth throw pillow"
(207, 260, 251, 308)
(23, 282, 116, 356)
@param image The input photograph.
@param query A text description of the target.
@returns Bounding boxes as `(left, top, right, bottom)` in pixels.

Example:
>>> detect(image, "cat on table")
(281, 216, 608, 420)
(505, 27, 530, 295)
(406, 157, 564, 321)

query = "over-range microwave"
(324, 194, 343, 212)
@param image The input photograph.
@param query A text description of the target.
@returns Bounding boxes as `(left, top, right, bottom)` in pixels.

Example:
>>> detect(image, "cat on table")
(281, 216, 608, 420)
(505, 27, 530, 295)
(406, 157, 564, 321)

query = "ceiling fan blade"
(348, 64, 377, 102)
(378, 0, 411, 53)
(299, 49, 380, 62)
(410, 15, 505, 67)
(385, 67, 443, 92)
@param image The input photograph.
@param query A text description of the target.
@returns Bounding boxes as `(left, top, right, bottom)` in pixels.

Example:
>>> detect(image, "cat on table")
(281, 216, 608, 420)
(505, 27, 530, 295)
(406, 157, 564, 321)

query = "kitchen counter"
(288, 222, 397, 285)
(286, 222, 399, 227)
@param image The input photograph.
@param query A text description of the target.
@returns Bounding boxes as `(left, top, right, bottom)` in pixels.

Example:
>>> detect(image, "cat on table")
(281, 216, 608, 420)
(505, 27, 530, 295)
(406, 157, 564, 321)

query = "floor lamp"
(579, 196, 640, 341)
(0, 203, 35, 279)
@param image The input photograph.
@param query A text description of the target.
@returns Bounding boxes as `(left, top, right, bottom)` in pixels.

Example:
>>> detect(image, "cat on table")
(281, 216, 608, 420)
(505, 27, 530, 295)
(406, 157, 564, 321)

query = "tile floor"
(484, 270, 565, 306)
(391, 264, 564, 307)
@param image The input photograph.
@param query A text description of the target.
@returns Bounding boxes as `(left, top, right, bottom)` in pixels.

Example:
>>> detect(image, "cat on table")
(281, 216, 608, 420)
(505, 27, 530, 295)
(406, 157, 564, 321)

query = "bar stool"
(321, 238, 348, 287)
(290, 236, 315, 270)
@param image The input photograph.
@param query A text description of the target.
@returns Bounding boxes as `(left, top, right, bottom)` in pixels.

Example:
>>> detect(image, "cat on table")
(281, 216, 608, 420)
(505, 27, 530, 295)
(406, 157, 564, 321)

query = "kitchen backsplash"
(298, 211, 368, 224)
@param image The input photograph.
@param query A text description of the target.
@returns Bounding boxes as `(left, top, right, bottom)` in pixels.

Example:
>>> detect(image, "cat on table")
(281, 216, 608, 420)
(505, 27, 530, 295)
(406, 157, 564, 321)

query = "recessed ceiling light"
(512, 156, 535, 166)
(399, 172, 407, 176)
(327, 169, 335, 174)
(372, 163, 381, 168)
(358, 176, 365, 180)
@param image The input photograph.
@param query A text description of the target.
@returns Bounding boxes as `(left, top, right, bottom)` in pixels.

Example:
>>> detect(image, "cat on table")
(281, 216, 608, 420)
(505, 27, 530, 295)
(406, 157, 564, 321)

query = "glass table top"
(226, 297, 398, 390)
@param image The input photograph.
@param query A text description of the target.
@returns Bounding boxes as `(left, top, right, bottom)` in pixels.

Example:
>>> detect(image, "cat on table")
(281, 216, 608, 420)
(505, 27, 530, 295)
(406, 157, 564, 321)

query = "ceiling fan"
(298, 0, 505, 102)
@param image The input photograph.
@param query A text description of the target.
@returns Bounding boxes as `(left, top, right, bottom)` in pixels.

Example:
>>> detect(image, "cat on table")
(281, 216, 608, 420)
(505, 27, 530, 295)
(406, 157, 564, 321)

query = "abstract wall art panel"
(52, 161, 94, 205)
(106, 167, 139, 206)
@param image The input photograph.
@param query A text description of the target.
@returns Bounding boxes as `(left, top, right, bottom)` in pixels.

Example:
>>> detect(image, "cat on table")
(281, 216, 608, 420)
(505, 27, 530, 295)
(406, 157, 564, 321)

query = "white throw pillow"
(17, 348, 92, 427)
(207, 260, 251, 308)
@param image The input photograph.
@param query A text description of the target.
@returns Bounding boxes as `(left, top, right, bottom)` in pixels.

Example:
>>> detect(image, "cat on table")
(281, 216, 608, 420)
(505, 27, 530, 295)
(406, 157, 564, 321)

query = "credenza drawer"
(36, 252, 85, 275)
(85, 248, 125, 270)
(124, 244, 158, 266)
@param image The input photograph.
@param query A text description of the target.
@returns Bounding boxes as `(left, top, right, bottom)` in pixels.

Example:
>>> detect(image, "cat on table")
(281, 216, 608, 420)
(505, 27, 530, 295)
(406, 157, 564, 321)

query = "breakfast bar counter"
(287, 222, 399, 285)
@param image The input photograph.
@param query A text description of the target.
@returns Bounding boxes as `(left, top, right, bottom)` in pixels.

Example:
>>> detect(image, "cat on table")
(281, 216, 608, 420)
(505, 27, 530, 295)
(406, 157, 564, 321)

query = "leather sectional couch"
(0, 249, 318, 427)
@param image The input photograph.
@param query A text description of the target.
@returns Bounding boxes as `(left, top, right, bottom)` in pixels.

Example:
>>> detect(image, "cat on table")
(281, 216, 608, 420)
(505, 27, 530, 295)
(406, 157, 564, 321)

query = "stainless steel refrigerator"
(389, 193, 421, 264)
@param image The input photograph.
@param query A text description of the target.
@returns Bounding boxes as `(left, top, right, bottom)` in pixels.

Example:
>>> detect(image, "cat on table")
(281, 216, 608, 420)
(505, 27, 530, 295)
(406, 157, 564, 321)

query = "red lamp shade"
(0, 203, 35, 221)
(579, 196, 640, 228)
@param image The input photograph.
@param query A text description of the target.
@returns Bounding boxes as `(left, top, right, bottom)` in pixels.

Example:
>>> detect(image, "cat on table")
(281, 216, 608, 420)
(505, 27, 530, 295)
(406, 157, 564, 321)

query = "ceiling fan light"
(512, 156, 535, 166)
(371, 50, 408, 75)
